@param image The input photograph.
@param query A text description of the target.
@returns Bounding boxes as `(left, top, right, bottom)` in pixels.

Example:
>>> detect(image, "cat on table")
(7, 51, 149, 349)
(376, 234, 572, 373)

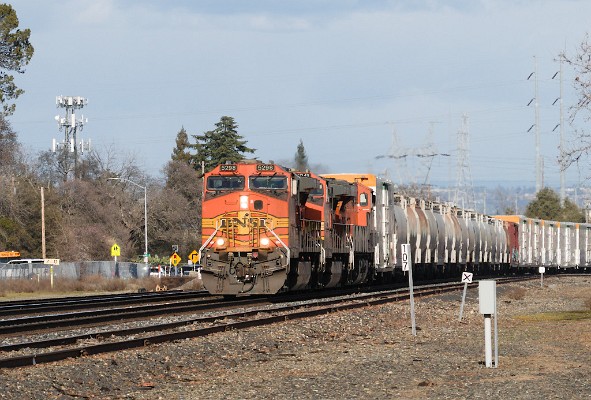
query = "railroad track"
(0, 294, 271, 336)
(0, 290, 210, 317)
(0, 275, 535, 368)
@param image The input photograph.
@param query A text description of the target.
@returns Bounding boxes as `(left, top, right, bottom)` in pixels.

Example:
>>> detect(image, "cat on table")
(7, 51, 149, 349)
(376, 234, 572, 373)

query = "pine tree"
(524, 187, 585, 222)
(0, 4, 34, 115)
(560, 198, 585, 222)
(525, 188, 561, 220)
(190, 116, 255, 172)
(294, 139, 309, 171)
(0, 114, 19, 169)
(171, 127, 192, 165)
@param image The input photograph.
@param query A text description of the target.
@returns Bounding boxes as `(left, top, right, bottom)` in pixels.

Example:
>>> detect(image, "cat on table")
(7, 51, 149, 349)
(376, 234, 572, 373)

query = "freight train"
(198, 160, 590, 296)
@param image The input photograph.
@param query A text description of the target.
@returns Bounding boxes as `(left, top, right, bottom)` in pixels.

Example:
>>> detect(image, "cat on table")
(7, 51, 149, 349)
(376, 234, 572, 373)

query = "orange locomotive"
(199, 161, 374, 295)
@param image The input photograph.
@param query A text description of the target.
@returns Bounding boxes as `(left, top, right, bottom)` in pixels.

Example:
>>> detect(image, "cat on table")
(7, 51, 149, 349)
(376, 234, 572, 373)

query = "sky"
(7, 0, 591, 194)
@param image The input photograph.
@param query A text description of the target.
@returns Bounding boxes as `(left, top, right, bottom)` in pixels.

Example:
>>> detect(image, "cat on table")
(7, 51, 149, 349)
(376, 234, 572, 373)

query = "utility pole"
(527, 57, 542, 193)
(552, 58, 565, 206)
(53, 96, 90, 180)
(41, 187, 46, 259)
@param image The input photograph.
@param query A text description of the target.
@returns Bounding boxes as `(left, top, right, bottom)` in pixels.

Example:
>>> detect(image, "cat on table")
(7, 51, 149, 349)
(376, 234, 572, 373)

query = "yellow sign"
(170, 252, 181, 266)
(111, 243, 121, 257)
(188, 250, 199, 264)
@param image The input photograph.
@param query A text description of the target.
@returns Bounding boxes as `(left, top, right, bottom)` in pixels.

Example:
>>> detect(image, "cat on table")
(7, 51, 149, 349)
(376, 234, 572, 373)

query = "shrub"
(505, 287, 527, 301)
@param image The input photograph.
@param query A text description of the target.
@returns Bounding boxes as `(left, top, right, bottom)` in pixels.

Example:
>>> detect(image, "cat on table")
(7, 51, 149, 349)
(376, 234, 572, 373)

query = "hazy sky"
(7, 0, 591, 189)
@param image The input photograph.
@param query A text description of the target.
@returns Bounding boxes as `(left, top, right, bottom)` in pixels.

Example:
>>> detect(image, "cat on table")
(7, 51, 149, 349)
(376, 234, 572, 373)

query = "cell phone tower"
(53, 96, 90, 179)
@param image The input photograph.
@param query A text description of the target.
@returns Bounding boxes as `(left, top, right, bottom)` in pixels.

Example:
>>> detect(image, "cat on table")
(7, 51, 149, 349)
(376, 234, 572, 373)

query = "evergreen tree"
(0, 114, 19, 169)
(525, 187, 585, 222)
(171, 126, 192, 165)
(190, 116, 255, 172)
(0, 4, 34, 115)
(560, 198, 585, 222)
(294, 139, 309, 171)
(525, 188, 561, 220)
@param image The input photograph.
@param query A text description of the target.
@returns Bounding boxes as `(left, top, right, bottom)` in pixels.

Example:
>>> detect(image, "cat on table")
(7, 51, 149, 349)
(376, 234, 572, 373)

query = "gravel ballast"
(0, 275, 589, 399)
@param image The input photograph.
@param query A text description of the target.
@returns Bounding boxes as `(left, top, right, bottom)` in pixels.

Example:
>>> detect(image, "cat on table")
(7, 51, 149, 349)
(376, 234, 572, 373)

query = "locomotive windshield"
(207, 176, 245, 191)
(249, 176, 287, 190)
(311, 181, 324, 196)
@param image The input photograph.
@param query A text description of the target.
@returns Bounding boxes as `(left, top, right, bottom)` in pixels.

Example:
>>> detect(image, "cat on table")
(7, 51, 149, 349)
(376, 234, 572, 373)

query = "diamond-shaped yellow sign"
(170, 252, 181, 266)
(188, 250, 199, 264)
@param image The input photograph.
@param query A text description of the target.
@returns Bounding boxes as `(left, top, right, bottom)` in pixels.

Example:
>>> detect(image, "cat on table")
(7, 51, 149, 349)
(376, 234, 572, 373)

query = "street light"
(108, 177, 148, 264)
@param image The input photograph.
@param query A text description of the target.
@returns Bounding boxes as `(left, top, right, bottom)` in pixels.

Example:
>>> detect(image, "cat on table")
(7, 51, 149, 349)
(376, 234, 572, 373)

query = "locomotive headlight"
(260, 237, 271, 248)
(240, 195, 249, 209)
(215, 237, 227, 250)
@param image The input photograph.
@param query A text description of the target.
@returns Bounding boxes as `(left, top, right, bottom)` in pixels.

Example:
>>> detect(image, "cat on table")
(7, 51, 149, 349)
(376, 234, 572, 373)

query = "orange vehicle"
(199, 162, 375, 295)
(0, 251, 21, 263)
(199, 161, 318, 295)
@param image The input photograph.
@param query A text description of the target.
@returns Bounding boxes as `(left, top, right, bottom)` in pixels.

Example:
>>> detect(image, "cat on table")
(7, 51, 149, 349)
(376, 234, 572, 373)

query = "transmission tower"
(53, 96, 90, 179)
(454, 113, 475, 209)
(375, 128, 409, 185)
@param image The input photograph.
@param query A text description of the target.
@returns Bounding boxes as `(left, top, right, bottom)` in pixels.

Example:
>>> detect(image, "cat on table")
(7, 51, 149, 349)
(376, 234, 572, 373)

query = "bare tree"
(559, 34, 591, 178)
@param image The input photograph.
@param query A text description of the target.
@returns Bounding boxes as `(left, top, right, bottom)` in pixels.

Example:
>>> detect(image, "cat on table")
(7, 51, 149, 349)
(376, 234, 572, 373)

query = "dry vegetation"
(505, 286, 527, 300)
(0, 276, 193, 299)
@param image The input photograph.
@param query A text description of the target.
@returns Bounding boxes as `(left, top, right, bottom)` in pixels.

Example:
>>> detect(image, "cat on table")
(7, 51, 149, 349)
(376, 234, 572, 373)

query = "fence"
(0, 261, 150, 280)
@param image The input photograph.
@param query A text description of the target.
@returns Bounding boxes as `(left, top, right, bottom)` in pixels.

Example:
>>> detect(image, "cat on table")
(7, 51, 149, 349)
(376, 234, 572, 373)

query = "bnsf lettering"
(256, 164, 274, 171)
(220, 165, 237, 171)
(221, 217, 263, 227)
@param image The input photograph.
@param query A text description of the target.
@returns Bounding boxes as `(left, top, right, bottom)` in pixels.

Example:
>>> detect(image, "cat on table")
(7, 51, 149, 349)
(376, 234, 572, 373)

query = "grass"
(0, 275, 201, 299)
(516, 311, 591, 322)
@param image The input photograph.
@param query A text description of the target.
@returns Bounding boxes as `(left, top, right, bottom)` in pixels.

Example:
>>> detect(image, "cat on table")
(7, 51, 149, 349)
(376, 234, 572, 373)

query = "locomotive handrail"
(265, 223, 290, 262)
(198, 221, 220, 262)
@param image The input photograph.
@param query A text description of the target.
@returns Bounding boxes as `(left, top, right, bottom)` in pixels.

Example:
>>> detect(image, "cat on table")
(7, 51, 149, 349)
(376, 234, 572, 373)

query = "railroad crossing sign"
(188, 250, 199, 264)
(170, 252, 181, 266)
(461, 272, 474, 284)
(111, 243, 121, 257)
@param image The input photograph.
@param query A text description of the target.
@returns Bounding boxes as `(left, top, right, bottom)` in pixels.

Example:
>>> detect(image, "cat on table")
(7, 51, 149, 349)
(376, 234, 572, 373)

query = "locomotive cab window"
(311, 182, 324, 197)
(359, 193, 368, 206)
(207, 176, 245, 191)
(249, 176, 287, 190)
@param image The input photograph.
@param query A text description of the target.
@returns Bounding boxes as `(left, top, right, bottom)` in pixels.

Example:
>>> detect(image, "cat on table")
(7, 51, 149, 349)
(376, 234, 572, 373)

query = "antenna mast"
(53, 96, 89, 179)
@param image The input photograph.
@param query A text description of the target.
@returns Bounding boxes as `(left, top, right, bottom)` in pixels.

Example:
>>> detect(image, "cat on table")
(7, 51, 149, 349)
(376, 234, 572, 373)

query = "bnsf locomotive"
(199, 161, 590, 296)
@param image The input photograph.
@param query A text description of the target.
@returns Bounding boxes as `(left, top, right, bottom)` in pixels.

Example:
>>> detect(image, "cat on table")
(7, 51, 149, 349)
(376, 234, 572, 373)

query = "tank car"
(326, 174, 511, 279)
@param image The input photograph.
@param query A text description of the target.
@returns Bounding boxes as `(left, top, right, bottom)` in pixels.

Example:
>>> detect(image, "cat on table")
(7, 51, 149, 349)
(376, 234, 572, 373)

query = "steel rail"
(0, 290, 209, 317)
(0, 296, 269, 335)
(0, 276, 537, 368)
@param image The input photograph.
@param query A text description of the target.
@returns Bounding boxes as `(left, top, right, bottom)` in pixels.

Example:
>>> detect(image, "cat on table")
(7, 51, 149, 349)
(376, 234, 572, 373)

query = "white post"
(50, 265, 54, 289)
(143, 184, 148, 264)
(459, 272, 473, 321)
(459, 282, 468, 321)
(484, 314, 492, 367)
(494, 311, 499, 368)
(402, 244, 416, 336)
